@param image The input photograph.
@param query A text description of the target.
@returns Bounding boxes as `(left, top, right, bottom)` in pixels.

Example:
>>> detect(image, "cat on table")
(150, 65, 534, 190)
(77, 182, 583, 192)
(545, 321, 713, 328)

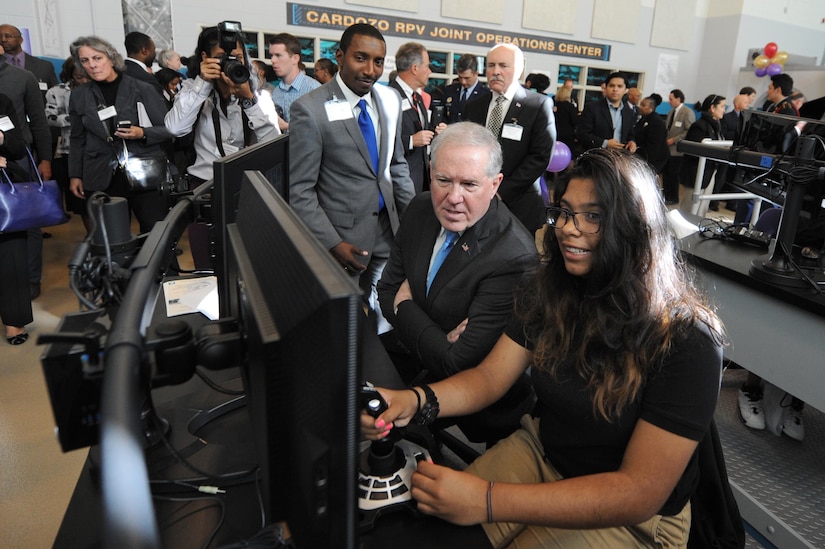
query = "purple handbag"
(0, 148, 68, 233)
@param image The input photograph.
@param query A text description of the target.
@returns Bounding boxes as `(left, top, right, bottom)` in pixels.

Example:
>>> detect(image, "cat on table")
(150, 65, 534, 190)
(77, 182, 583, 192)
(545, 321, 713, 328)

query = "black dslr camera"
(217, 21, 250, 84)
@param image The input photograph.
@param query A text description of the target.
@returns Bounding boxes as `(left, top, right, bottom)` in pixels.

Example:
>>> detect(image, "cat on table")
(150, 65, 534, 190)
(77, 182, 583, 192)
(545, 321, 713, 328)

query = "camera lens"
(222, 58, 250, 84)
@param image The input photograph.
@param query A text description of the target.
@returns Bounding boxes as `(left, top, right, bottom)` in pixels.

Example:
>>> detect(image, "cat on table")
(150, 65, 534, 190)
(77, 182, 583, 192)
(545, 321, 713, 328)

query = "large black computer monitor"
(212, 135, 289, 317)
(226, 171, 361, 548)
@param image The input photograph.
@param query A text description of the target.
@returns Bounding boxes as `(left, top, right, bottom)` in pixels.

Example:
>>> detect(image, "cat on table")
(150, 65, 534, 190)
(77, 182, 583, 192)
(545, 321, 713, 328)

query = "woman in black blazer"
(0, 94, 33, 344)
(68, 35, 172, 233)
(679, 94, 726, 213)
(553, 85, 579, 158)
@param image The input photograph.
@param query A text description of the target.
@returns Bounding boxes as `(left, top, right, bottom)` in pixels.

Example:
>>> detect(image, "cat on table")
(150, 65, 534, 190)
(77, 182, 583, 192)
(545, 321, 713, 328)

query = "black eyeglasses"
(545, 206, 602, 234)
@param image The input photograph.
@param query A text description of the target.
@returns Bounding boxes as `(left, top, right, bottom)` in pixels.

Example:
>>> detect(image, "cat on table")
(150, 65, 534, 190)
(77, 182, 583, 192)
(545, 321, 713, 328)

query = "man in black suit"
(0, 24, 58, 98)
(721, 94, 748, 140)
(442, 53, 489, 124)
(378, 122, 537, 444)
(463, 43, 555, 235)
(633, 96, 668, 174)
(577, 71, 637, 154)
(389, 42, 435, 194)
(124, 32, 164, 96)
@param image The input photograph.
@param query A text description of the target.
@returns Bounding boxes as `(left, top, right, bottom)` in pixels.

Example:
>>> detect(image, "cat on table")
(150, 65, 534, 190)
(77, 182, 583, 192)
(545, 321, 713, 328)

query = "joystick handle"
(360, 382, 388, 417)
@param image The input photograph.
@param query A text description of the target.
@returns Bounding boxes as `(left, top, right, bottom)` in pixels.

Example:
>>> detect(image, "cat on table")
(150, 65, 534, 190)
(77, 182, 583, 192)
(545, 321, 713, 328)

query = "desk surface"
(680, 232, 825, 317)
(680, 232, 825, 412)
(55, 312, 488, 548)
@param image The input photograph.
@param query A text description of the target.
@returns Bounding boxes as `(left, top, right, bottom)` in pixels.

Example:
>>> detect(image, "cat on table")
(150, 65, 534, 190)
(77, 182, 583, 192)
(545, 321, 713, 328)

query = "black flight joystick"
(358, 382, 430, 531)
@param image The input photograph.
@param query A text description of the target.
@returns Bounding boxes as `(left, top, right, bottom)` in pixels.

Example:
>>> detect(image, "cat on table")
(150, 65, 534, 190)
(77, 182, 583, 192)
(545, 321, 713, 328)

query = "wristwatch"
(414, 385, 439, 426)
(240, 96, 257, 110)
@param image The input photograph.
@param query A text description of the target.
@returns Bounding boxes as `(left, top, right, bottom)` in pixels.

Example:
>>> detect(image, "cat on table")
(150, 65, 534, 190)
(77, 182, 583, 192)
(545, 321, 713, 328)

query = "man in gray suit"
(289, 23, 415, 332)
(663, 89, 694, 204)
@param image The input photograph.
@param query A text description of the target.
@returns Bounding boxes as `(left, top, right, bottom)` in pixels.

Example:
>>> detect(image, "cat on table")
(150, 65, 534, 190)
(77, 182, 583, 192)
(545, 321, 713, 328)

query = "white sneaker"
(782, 408, 805, 441)
(738, 388, 766, 430)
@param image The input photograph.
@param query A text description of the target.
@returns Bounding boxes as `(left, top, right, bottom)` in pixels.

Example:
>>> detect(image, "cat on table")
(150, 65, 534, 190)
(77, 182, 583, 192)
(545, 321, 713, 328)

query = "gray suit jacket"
(289, 79, 415, 260)
(666, 104, 695, 157)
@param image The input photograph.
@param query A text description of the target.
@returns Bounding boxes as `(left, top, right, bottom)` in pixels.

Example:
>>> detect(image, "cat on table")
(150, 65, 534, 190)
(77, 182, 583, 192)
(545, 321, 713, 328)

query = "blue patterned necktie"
(357, 98, 383, 210)
(427, 231, 458, 294)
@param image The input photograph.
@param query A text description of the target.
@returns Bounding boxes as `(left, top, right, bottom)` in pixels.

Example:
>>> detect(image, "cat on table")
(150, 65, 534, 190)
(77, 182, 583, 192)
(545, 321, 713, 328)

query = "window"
(557, 63, 644, 111)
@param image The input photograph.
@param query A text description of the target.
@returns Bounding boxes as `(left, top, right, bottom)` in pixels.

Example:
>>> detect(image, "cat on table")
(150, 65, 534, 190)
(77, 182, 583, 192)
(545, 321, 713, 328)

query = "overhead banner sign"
(286, 3, 611, 61)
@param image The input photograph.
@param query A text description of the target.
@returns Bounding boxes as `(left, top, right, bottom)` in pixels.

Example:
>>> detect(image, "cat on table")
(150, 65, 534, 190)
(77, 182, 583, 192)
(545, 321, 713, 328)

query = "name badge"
(0, 116, 14, 132)
(674, 121, 683, 128)
(325, 99, 353, 122)
(501, 123, 524, 142)
(98, 105, 117, 121)
(219, 143, 240, 156)
(401, 98, 412, 111)
(39, 82, 48, 91)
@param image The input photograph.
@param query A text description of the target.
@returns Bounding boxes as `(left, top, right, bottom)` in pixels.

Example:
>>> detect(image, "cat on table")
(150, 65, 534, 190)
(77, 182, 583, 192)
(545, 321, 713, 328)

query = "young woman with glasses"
(362, 149, 725, 548)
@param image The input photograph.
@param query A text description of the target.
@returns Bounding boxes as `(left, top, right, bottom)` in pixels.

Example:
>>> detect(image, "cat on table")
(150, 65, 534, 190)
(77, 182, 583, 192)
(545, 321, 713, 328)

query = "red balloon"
(764, 42, 778, 58)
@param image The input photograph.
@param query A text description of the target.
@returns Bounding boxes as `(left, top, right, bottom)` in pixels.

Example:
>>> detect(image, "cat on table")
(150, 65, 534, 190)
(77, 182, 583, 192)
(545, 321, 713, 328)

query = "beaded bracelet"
(407, 387, 421, 415)
(486, 481, 495, 524)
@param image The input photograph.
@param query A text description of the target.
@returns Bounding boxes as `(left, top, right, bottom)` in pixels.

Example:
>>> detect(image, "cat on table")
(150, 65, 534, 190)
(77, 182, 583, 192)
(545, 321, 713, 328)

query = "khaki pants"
(466, 416, 691, 549)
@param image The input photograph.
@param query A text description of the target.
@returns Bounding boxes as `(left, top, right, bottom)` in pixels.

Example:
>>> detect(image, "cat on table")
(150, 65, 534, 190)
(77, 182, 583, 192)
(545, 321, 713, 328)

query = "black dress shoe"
(708, 201, 719, 211)
(665, 199, 678, 206)
(30, 282, 41, 299)
(7, 333, 29, 345)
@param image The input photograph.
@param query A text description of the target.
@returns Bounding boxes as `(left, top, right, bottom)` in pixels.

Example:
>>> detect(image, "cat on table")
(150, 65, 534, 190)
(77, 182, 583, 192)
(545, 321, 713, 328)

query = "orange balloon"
(754, 54, 770, 69)
(773, 51, 789, 65)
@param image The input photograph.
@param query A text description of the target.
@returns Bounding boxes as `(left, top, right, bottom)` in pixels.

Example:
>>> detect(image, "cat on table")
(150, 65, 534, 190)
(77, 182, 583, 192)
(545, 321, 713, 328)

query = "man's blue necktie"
(357, 99, 383, 210)
(427, 231, 458, 294)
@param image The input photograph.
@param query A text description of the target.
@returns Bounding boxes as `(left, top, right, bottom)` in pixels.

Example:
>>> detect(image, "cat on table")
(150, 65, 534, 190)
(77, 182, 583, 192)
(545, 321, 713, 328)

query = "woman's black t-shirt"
(504, 317, 722, 516)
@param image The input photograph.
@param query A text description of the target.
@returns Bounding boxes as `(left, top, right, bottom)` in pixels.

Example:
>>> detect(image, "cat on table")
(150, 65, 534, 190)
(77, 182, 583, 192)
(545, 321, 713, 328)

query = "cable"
(152, 495, 225, 549)
(195, 367, 246, 395)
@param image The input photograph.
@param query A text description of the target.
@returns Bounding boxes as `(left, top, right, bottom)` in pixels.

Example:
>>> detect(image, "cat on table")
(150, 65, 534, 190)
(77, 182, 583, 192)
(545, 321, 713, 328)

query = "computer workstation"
(44, 135, 486, 548)
(676, 109, 825, 548)
(679, 109, 825, 288)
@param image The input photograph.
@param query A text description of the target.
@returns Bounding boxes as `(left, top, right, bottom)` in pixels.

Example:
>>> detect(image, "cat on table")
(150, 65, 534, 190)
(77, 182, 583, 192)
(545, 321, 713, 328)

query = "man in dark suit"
(0, 24, 58, 98)
(388, 42, 435, 194)
(443, 54, 489, 124)
(463, 43, 555, 235)
(289, 23, 415, 333)
(577, 71, 637, 153)
(721, 94, 747, 140)
(124, 32, 164, 96)
(378, 122, 537, 444)
(633, 96, 668, 174)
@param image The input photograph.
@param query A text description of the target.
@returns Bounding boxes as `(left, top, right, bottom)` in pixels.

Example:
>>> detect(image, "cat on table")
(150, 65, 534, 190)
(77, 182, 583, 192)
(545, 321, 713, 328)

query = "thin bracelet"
(407, 387, 421, 415)
(486, 481, 495, 524)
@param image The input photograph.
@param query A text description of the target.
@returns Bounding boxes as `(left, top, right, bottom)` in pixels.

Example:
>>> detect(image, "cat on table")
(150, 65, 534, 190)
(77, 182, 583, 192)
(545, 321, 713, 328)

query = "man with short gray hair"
(378, 121, 537, 445)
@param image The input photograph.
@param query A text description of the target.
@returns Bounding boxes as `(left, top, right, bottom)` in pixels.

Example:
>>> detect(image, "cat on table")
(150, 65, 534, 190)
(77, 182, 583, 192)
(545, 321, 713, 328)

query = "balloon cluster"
(753, 42, 788, 77)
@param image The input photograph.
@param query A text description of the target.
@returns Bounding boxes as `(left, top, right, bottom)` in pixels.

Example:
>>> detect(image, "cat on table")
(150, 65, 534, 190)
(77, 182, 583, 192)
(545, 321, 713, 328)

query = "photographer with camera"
(164, 22, 281, 268)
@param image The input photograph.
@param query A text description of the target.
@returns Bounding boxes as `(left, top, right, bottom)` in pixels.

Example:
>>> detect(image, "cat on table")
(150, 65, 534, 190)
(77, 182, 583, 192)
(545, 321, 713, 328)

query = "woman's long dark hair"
(519, 149, 723, 420)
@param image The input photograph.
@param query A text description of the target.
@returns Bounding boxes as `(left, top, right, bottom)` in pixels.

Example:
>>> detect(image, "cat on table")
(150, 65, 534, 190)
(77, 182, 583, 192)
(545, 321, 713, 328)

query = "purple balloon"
(754, 67, 768, 77)
(766, 63, 782, 76)
(547, 142, 572, 172)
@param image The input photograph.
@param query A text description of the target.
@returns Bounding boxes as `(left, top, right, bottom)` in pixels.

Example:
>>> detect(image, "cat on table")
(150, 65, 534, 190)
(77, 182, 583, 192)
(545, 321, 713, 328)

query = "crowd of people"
(2, 17, 815, 546)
